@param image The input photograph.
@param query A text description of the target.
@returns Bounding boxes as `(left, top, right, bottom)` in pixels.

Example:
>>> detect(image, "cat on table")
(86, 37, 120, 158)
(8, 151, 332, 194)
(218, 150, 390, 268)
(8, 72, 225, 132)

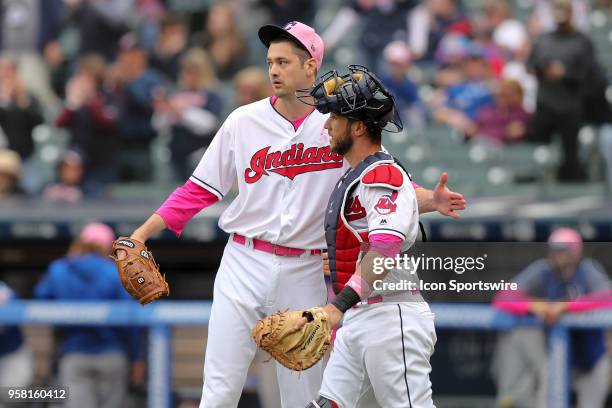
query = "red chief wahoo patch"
(374, 192, 398, 215)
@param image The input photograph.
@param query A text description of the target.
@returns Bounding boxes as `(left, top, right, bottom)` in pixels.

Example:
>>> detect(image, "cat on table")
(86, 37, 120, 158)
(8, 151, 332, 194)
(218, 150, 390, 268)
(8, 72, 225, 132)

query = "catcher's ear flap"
(323, 77, 344, 96)
(302, 310, 314, 322)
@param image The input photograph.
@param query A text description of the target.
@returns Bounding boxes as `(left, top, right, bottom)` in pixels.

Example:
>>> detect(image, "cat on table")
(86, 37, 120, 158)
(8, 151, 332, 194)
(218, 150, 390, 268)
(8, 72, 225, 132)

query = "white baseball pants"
(200, 238, 327, 408)
(320, 302, 437, 408)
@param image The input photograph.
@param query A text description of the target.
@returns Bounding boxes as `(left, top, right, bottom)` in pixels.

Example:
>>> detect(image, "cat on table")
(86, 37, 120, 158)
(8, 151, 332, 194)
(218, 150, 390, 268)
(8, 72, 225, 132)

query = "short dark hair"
(364, 123, 382, 144)
(269, 35, 312, 65)
(367, 125, 382, 144)
(348, 118, 382, 145)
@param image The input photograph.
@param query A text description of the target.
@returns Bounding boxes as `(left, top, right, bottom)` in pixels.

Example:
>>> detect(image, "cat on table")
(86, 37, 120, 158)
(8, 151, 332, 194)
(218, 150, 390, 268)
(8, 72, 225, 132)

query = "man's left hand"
(130, 361, 146, 385)
(295, 304, 344, 330)
(433, 172, 467, 218)
(545, 302, 568, 325)
(322, 304, 344, 327)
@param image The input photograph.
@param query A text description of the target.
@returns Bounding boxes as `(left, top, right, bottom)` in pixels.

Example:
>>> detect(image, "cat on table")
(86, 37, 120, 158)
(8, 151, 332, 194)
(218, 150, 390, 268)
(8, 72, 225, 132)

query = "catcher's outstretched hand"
(252, 307, 333, 371)
(433, 172, 467, 218)
(111, 237, 169, 305)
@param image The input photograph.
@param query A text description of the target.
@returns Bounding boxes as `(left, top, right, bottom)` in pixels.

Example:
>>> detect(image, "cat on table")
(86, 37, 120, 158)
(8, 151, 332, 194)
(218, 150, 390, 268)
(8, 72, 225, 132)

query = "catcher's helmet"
(297, 65, 403, 133)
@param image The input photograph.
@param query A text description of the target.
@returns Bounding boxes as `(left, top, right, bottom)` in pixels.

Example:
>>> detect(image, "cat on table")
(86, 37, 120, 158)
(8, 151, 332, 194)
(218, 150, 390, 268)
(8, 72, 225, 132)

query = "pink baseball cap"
(548, 228, 583, 255)
(258, 21, 324, 69)
(383, 41, 412, 64)
(80, 223, 115, 250)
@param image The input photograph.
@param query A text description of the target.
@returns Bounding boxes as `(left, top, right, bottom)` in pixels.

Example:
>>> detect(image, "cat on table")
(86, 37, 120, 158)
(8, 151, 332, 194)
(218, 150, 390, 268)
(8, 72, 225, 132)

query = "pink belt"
(232, 234, 322, 257)
(353, 295, 383, 308)
(353, 292, 420, 308)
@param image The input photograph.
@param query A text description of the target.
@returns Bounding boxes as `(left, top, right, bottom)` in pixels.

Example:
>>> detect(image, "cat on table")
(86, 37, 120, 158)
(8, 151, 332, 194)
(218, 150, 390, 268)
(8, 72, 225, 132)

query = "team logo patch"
(244, 143, 343, 183)
(116, 240, 135, 248)
(345, 196, 366, 221)
(374, 195, 397, 215)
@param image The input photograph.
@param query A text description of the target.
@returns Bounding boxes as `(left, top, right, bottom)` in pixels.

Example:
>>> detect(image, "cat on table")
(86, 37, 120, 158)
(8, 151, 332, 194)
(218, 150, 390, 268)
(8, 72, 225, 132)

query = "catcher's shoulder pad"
(362, 164, 403, 190)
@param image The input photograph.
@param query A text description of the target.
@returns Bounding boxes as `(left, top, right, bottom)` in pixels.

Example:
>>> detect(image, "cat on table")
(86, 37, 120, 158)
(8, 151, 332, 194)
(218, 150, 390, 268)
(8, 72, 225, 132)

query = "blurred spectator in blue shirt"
(35, 223, 143, 408)
(323, 0, 417, 72)
(380, 41, 422, 128)
(0, 280, 33, 388)
(432, 45, 494, 133)
(108, 33, 163, 182)
(493, 228, 612, 408)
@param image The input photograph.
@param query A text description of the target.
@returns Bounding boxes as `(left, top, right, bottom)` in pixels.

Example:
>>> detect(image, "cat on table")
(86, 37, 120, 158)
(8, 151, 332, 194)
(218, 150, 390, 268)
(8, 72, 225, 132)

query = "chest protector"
(324, 151, 397, 294)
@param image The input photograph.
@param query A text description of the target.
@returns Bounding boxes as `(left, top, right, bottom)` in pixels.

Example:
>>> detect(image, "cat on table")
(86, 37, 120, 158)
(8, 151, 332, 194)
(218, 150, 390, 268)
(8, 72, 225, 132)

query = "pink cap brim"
(258, 22, 324, 69)
(548, 228, 583, 254)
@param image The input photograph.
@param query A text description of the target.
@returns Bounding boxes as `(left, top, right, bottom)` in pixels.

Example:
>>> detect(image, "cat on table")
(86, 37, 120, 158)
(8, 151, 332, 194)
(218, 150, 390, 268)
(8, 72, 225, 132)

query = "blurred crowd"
(0, 0, 611, 202)
(493, 228, 612, 408)
(0, 222, 143, 408)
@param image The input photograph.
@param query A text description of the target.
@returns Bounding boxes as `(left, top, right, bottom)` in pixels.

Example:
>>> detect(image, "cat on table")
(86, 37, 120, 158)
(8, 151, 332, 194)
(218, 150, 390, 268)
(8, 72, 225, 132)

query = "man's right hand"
(529, 302, 550, 321)
(545, 61, 565, 80)
(322, 251, 330, 276)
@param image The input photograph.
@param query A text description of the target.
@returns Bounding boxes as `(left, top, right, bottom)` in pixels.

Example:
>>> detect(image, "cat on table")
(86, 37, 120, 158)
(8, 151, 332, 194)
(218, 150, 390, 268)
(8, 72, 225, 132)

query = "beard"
(272, 86, 290, 97)
(331, 132, 354, 156)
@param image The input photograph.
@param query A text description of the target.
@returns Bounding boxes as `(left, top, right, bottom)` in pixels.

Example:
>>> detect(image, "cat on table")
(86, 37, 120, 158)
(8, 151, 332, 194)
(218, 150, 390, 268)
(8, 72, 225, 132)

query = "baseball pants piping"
(320, 302, 436, 408)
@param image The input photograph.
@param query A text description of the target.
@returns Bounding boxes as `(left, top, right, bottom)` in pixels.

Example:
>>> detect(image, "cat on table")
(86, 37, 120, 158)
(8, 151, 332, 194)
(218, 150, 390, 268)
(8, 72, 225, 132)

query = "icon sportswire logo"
(244, 143, 343, 183)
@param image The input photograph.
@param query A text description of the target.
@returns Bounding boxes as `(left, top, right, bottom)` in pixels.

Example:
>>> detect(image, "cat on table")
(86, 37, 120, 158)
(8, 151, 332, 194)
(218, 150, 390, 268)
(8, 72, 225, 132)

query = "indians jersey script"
(190, 98, 351, 249)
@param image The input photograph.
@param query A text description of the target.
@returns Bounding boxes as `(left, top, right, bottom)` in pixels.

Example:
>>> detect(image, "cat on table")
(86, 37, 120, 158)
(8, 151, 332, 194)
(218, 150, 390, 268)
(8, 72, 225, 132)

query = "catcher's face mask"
(296, 64, 403, 133)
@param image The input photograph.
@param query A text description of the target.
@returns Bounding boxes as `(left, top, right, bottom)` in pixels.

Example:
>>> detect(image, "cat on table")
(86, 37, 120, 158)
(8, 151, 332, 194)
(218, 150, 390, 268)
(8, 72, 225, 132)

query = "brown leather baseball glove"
(111, 237, 169, 305)
(252, 307, 332, 371)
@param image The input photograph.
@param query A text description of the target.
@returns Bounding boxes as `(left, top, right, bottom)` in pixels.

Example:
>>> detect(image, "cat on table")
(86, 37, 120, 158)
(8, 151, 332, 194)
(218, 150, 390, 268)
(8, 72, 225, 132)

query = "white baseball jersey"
(345, 164, 419, 250)
(190, 98, 350, 249)
(345, 162, 423, 299)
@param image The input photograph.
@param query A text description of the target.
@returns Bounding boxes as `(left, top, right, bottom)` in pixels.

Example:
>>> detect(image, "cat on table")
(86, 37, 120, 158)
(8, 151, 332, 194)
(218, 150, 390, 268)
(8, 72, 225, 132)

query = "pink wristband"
(347, 274, 372, 300)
